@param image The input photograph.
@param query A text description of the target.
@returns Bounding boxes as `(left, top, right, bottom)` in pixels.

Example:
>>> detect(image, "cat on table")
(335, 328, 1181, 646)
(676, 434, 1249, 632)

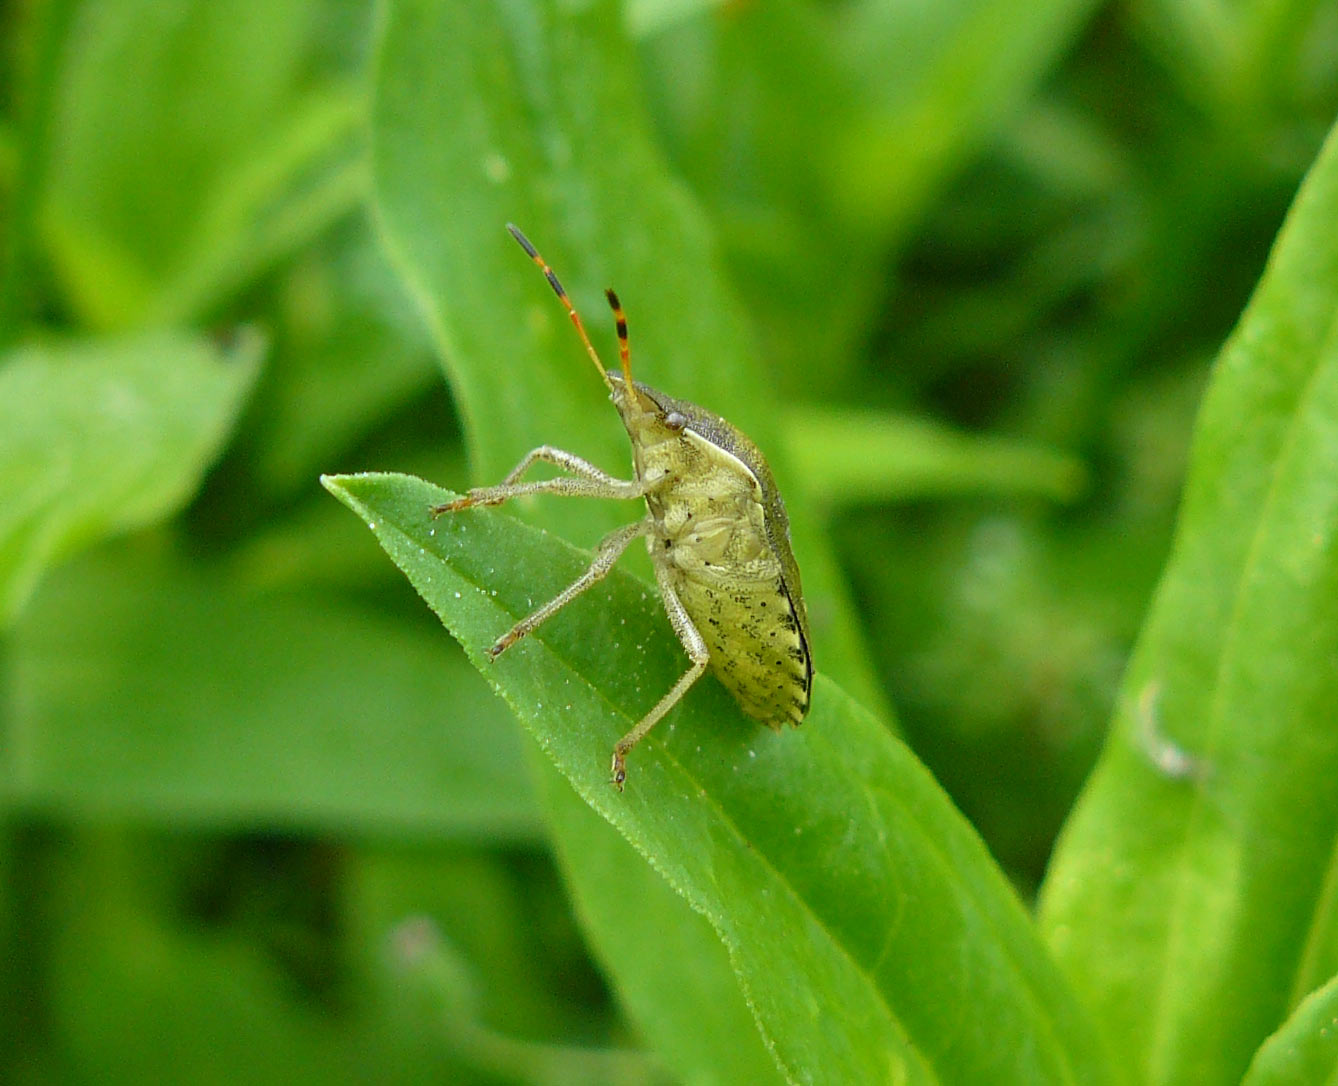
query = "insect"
(433, 224, 812, 789)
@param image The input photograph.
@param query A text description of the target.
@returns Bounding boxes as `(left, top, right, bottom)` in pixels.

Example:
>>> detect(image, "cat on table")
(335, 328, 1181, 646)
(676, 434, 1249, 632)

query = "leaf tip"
(319, 472, 371, 523)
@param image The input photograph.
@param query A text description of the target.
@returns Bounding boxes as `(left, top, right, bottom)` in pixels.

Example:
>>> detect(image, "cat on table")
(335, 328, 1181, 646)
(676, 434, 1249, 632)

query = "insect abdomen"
(643, 432, 812, 728)
(673, 570, 810, 727)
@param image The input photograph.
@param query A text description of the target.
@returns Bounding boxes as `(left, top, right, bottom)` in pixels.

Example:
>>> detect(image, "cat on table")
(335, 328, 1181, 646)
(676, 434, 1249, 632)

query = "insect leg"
(488, 518, 652, 659)
(431, 446, 647, 515)
(610, 566, 709, 791)
(497, 446, 631, 488)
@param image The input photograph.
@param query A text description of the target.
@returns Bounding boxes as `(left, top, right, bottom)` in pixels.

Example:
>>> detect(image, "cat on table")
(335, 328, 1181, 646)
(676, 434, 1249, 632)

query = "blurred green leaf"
(1130, 0, 1332, 134)
(640, 0, 1100, 394)
(324, 470, 1115, 1084)
(1242, 973, 1338, 1085)
(785, 406, 1087, 505)
(4, 543, 540, 839)
(239, 215, 439, 500)
(625, 0, 723, 38)
(39, 0, 366, 329)
(350, 847, 663, 1084)
(45, 829, 429, 1085)
(1039, 121, 1338, 1082)
(0, 0, 76, 345)
(374, 915, 663, 1085)
(0, 327, 262, 625)
(832, 0, 1101, 237)
(638, 0, 878, 394)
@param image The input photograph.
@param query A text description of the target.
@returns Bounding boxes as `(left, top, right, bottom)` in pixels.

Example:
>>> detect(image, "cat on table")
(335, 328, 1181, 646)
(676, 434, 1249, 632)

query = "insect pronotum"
(433, 224, 812, 789)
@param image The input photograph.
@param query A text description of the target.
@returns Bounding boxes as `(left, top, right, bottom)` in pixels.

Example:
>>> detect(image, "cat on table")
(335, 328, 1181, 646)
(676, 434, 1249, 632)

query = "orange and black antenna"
(507, 223, 617, 394)
(604, 288, 635, 390)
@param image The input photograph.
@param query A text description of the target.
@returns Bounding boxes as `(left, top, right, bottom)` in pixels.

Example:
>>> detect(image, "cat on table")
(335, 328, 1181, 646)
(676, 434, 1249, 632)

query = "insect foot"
(430, 489, 505, 515)
(432, 224, 813, 792)
(487, 629, 521, 659)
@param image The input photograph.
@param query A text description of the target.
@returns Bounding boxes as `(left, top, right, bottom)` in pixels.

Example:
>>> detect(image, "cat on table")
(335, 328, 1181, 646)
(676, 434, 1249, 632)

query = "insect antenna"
(604, 288, 635, 389)
(506, 223, 614, 394)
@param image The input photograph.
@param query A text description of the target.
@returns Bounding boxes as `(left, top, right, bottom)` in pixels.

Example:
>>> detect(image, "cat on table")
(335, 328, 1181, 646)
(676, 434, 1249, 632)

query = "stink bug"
(433, 225, 812, 789)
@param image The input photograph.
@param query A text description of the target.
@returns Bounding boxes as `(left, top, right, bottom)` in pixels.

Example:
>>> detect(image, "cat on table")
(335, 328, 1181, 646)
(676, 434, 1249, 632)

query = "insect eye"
(664, 411, 688, 432)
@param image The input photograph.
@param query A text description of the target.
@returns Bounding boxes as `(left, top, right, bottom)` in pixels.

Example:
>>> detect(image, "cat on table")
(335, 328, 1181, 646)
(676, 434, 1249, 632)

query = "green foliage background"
(3, 0, 1337, 1082)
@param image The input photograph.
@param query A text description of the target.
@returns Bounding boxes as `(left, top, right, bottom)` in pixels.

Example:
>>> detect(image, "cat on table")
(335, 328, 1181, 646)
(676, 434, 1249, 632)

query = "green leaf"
(324, 470, 1114, 1084)
(46, 830, 412, 1085)
(239, 215, 440, 499)
(538, 767, 784, 1085)
(1038, 121, 1338, 1082)
(0, 327, 262, 625)
(5, 543, 539, 840)
(1243, 973, 1338, 1085)
(349, 847, 659, 1083)
(1128, 0, 1327, 125)
(831, 0, 1102, 238)
(785, 406, 1087, 505)
(0, 0, 75, 345)
(638, 0, 1099, 394)
(39, 0, 366, 329)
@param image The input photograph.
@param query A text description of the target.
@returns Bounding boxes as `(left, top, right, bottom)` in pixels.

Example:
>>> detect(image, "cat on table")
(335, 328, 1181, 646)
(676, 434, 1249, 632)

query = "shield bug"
(433, 224, 812, 789)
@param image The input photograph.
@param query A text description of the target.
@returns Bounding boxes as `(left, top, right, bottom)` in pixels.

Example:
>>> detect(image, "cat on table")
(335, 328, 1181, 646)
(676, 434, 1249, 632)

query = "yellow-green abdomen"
(672, 566, 810, 727)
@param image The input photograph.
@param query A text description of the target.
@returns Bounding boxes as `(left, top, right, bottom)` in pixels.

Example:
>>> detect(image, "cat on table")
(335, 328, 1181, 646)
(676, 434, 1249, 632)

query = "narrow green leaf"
(1128, 0, 1326, 124)
(1243, 973, 1338, 1086)
(1039, 121, 1338, 1082)
(785, 407, 1087, 505)
(0, 327, 262, 625)
(4, 544, 539, 840)
(0, 0, 76, 345)
(324, 470, 1114, 1084)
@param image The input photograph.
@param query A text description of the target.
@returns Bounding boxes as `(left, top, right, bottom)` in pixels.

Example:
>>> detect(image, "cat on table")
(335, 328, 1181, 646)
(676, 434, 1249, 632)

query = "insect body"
(433, 225, 811, 789)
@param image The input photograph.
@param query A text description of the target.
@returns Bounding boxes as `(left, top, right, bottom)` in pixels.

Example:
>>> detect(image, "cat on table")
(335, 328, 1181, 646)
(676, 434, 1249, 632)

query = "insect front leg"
(431, 446, 646, 515)
(610, 565, 710, 791)
(487, 518, 652, 659)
